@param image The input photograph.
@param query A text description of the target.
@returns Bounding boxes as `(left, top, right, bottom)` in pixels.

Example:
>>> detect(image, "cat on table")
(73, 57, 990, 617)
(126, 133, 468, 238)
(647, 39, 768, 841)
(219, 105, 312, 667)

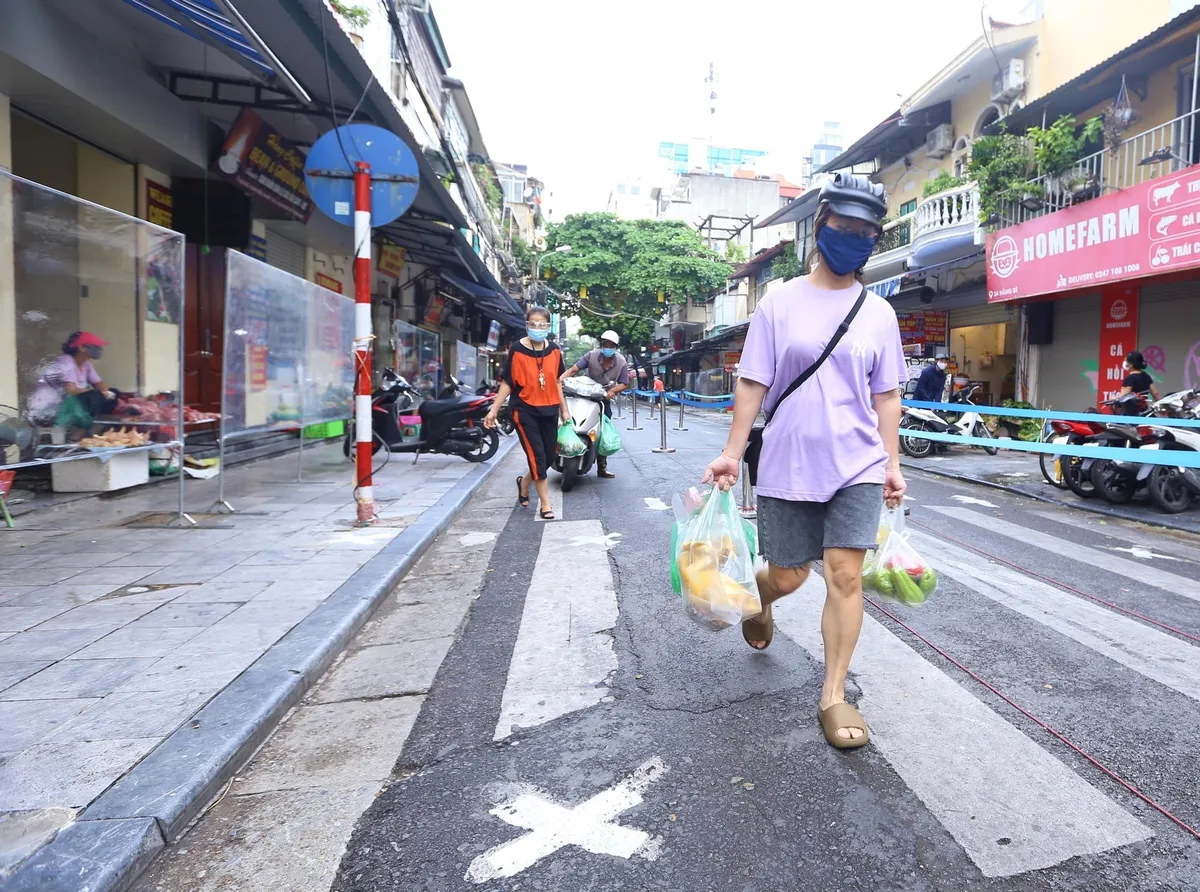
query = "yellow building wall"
(0, 93, 14, 410)
(76, 144, 137, 394)
(1038, 0, 1176, 95)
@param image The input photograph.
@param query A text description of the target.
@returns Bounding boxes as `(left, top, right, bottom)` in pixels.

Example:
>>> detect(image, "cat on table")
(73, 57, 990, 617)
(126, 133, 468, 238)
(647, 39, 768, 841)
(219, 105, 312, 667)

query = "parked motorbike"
(1141, 389, 1200, 514)
(1042, 413, 1108, 495)
(1055, 394, 1148, 499)
(899, 383, 998, 458)
(552, 376, 606, 491)
(342, 369, 499, 462)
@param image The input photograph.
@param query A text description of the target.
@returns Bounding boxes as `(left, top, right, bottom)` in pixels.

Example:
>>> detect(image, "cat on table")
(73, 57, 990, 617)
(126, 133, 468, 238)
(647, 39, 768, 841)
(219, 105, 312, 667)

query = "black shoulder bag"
(742, 286, 868, 487)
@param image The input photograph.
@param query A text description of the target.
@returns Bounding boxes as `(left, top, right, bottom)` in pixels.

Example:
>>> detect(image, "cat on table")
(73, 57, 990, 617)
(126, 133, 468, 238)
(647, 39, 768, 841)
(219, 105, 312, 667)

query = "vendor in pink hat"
(28, 331, 118, 431)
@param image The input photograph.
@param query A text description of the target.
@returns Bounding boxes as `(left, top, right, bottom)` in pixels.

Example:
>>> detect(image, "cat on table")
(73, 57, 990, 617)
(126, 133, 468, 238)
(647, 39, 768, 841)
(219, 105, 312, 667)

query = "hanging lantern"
(579, 285, 587, 300)
(1114, 75, 1133, 127)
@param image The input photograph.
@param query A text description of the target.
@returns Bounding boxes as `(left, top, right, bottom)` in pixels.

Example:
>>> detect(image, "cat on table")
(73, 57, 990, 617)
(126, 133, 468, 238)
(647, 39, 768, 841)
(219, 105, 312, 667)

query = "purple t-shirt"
(739, 278, 907, 502)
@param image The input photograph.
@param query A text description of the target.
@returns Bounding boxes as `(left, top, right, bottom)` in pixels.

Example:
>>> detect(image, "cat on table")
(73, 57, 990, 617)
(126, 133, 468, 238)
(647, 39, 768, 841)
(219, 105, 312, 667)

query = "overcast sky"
(434, 0, 1030, 217)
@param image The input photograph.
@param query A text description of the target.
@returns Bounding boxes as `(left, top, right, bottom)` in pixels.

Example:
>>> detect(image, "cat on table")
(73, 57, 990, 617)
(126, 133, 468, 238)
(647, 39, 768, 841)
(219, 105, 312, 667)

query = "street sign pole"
(353, 161, 375, 523)
(306, 123, 420, 528)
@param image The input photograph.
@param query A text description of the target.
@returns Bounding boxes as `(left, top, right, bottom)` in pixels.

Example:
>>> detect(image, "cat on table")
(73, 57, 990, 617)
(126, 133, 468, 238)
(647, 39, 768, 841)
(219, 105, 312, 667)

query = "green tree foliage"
(510, 238, 533, 275)
(771, 243, 804, 282)
(538, 213, 730, 353)
(328, 0, 370, 29)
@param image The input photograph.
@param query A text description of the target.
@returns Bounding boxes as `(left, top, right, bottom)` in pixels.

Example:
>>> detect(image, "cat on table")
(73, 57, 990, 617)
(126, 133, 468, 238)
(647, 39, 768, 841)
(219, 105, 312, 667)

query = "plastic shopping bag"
(862, 504, 938, 605)
(673, 486, 762, 630)
(669, 488, 758, 596)
(597, 414, 622, 456)
(557, 420, 586, 457)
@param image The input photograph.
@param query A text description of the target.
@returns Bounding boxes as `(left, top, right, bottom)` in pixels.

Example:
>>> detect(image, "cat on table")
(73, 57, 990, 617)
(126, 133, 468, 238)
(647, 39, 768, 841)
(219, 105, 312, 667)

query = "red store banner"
(1097, 284, 1140, 406)
(985, 165, 1200, 302)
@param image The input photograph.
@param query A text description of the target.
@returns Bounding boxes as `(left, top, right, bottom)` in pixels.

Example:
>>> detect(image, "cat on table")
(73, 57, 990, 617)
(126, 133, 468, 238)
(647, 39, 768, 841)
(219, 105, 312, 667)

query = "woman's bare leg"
(744, 563, 811, 648)
(819, 547, 867, 740)
(533, 476, 552, 514)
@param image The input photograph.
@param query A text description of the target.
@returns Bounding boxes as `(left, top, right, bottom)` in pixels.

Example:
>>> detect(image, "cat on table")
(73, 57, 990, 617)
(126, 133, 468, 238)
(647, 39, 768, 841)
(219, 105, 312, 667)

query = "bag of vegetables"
(862, 504, 937, 606)
(673, 486, 762, 631)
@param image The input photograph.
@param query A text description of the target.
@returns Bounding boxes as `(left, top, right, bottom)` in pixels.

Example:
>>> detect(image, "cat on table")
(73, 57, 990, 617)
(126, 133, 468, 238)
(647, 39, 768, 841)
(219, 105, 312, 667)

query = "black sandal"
(516, 476, 530, 507)
(540, 506, 555, 520)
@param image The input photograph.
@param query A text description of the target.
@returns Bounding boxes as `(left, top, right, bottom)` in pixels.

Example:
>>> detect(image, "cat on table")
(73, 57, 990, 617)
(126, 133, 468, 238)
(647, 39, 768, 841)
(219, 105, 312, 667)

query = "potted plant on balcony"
(922, 171, 966, 199)
(968, 129, 1032, 223)
(1025, 114, 1103, 199)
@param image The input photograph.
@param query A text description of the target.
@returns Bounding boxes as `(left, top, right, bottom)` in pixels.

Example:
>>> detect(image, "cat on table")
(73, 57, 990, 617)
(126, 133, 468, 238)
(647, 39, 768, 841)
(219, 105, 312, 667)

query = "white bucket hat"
(600, 330, 620, 345)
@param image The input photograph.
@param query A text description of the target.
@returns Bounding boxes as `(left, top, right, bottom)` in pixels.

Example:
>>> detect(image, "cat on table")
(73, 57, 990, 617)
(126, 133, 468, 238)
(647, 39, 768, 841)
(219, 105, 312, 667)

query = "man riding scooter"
(559, 329, 629, 478)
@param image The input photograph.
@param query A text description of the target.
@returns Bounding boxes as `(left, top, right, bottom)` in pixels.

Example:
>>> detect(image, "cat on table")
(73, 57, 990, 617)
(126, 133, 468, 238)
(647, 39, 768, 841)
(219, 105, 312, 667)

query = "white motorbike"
(900, 383, 998, 458)
(553, 376, 606, 491)
(1139, 389, 1200, 514)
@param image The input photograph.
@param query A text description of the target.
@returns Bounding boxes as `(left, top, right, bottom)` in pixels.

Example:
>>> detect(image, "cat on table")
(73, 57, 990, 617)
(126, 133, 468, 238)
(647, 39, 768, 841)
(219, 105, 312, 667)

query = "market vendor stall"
(0, 171, 191, 523)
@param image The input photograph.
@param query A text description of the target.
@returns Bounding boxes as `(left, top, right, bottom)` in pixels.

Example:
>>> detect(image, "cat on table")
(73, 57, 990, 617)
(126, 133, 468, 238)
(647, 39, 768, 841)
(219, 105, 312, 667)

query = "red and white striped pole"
(353, 161, 376, 525)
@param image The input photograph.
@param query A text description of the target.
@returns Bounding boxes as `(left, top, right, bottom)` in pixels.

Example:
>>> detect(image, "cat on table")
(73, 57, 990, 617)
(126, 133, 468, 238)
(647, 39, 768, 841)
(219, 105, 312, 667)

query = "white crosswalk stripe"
(482, 488, 1186, 879)
(494, 519, 617, 740)
(914, 531, 1200, 703)
(927, 505, 1200, 599)
(771, 575, 1152, 878)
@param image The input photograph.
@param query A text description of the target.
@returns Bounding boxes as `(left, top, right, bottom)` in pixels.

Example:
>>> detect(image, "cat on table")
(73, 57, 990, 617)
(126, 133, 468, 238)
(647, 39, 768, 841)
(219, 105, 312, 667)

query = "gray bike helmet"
(819, 173, 888, 227)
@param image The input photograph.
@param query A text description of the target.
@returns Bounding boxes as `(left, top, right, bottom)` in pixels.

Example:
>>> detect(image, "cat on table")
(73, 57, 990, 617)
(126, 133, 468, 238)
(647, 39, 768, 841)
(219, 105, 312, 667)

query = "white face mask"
(936, 361, 948, 371)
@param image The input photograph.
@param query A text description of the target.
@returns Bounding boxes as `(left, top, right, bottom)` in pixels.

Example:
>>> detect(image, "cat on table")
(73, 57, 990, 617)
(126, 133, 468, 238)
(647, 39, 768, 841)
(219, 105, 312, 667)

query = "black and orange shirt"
(502, 341, 564, 416)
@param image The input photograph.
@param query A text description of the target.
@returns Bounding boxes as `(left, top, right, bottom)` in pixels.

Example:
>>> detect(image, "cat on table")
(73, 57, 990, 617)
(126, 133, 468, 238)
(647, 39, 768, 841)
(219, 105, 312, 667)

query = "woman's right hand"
(702, 453, 740, 491)
(483, 412, 498, 430)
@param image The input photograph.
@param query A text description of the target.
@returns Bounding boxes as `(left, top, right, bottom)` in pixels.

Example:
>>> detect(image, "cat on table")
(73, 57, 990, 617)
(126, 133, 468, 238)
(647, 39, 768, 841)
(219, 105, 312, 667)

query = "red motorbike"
(1040, 394, 1148, 497)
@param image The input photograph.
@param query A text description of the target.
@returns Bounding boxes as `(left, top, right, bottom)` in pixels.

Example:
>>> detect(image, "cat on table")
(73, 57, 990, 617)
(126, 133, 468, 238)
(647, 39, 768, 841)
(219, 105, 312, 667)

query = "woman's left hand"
(884, 464, 907, 508)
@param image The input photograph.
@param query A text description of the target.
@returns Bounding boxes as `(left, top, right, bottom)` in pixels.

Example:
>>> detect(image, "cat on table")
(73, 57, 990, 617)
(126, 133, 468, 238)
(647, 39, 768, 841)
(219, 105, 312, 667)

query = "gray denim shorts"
(756, 484, 884, 568)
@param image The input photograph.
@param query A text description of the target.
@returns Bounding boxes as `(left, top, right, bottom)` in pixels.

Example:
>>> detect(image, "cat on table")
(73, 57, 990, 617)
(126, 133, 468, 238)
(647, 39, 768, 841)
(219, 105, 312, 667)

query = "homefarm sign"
(986, 166, 1200, 301)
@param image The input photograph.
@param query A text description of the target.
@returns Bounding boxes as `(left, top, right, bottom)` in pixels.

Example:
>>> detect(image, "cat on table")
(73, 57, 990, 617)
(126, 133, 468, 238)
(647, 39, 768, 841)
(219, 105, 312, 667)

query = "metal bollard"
(615, 392, 624, 419)
(628, 392, 642, 430)
(649, 394, 656, 419)
(651, 393, 675, 453)
(740, 456, 756, 518)
(674, 392, 688, 431)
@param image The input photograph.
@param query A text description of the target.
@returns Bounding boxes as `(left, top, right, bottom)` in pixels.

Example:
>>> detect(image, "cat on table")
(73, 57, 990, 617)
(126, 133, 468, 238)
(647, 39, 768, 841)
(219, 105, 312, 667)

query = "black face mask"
(85, 346, 103, 361)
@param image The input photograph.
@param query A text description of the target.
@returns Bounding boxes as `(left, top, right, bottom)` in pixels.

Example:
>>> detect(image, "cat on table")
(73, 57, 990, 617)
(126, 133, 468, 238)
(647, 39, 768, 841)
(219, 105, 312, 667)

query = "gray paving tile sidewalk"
(0, 441, 482, 873)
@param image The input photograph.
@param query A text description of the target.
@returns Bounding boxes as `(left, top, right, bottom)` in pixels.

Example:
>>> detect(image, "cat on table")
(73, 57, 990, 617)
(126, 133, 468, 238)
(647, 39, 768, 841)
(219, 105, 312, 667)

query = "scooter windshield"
(563, 377, 607, 399)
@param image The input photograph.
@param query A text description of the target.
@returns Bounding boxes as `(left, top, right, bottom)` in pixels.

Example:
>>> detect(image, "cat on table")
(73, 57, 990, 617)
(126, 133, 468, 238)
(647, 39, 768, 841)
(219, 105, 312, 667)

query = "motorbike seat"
(419, 397, 477, 418)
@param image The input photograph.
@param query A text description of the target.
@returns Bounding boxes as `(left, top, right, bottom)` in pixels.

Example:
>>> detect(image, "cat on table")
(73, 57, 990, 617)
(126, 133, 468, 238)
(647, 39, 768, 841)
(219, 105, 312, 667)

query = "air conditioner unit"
(924, 124, 954, 159)
(991, 58, 1026, 102)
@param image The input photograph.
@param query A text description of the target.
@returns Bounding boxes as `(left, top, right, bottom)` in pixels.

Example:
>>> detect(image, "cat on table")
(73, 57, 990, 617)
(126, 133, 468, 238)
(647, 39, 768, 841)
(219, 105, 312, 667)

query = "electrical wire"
(981, 1, 1006, 84)
(318, 0, 355, 172)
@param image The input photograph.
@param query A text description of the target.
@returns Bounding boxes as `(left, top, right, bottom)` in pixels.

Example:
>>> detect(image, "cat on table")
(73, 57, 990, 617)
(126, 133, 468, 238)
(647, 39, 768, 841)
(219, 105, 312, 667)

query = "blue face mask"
(527, 327, 550, 342)
(817, 227, 877, 276)
(600, 348, 617, 358)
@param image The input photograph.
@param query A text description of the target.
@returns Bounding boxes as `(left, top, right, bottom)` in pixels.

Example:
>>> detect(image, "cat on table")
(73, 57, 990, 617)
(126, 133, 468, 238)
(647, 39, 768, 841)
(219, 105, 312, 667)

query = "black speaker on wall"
(1027, 302, 1054, 345)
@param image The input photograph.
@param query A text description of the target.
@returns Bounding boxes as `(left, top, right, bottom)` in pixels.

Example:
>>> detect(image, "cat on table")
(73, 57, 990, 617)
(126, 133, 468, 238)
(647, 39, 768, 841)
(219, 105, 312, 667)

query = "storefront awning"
(119, 0, 309, 101)
(658, 321, 750, 365)
(754, 188, 820, 229)
(441, 273, 524, 329)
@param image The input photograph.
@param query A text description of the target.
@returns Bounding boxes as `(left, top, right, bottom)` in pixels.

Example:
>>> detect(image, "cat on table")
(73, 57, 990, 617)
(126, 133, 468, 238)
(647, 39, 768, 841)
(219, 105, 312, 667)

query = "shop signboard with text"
(986, 165, 1200, 302)
(1097, 285, 1140, 406)
(214, 108, 313, 222)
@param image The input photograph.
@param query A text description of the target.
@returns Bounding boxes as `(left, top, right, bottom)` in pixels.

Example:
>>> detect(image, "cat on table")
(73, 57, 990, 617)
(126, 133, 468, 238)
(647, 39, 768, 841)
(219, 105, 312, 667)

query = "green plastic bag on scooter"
(597, 415, 622, 456)
(557, 420, 586, 457)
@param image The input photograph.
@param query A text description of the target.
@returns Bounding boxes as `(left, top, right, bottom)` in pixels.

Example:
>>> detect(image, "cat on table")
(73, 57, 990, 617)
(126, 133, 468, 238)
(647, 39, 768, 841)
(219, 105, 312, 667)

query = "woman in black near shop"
(1119, 351, 1160, 402)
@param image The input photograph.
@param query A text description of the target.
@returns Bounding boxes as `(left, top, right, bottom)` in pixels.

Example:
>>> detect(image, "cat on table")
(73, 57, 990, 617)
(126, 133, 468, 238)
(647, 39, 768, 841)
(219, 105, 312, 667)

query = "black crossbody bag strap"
(762, 285, 868, 424)
(744, 286, 868, 489)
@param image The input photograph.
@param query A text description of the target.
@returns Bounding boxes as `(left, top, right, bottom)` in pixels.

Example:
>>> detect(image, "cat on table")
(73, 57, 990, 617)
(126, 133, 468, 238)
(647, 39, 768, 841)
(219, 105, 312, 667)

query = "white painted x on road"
(465, 757, 667, 884)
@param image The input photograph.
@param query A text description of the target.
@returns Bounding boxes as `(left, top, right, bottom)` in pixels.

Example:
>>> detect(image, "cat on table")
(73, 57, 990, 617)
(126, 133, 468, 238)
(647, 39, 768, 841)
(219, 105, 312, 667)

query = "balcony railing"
(873, 214, 914, 256)
(915, 183, 978, 239)
(1004, 108, 1200, 225)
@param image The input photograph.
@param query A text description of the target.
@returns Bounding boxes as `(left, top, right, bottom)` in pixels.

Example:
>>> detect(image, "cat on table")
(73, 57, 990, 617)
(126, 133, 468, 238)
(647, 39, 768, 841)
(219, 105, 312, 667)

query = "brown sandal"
(818, 702, 870, 749)
(741, 602, 773, 650)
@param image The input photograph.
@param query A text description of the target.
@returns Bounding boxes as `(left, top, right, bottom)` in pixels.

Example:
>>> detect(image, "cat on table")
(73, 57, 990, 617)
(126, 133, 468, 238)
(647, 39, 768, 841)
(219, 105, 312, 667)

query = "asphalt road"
(325, 405, 1200, 892)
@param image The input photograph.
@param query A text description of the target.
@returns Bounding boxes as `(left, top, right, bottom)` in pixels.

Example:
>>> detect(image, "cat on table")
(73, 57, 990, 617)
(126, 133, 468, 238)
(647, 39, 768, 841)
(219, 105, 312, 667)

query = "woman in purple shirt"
(704, 174, 907, 750)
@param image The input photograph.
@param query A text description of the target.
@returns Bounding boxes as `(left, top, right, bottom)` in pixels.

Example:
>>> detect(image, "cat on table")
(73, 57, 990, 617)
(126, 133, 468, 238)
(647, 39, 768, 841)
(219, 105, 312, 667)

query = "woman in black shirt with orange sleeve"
(1119, 351, 1160, 401)
(485, 306, 570, 519)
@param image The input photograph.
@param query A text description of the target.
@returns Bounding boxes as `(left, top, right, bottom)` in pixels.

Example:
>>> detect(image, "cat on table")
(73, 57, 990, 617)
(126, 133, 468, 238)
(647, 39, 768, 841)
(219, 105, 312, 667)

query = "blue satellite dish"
(305, 124, 420, 227)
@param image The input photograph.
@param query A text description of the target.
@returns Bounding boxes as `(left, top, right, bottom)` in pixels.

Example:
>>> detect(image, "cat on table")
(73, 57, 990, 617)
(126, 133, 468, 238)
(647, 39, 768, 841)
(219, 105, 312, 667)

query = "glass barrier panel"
(1, 172, 186, 470)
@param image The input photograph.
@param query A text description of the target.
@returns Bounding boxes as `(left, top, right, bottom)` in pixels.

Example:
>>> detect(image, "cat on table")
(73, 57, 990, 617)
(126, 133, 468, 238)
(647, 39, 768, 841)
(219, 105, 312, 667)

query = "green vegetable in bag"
(557, 420, 586, 457)
(918, 568, 938, 595)
(873, 568, 894, 597)
(892, 568, 925, 605)
(598, 414, 622, 456)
